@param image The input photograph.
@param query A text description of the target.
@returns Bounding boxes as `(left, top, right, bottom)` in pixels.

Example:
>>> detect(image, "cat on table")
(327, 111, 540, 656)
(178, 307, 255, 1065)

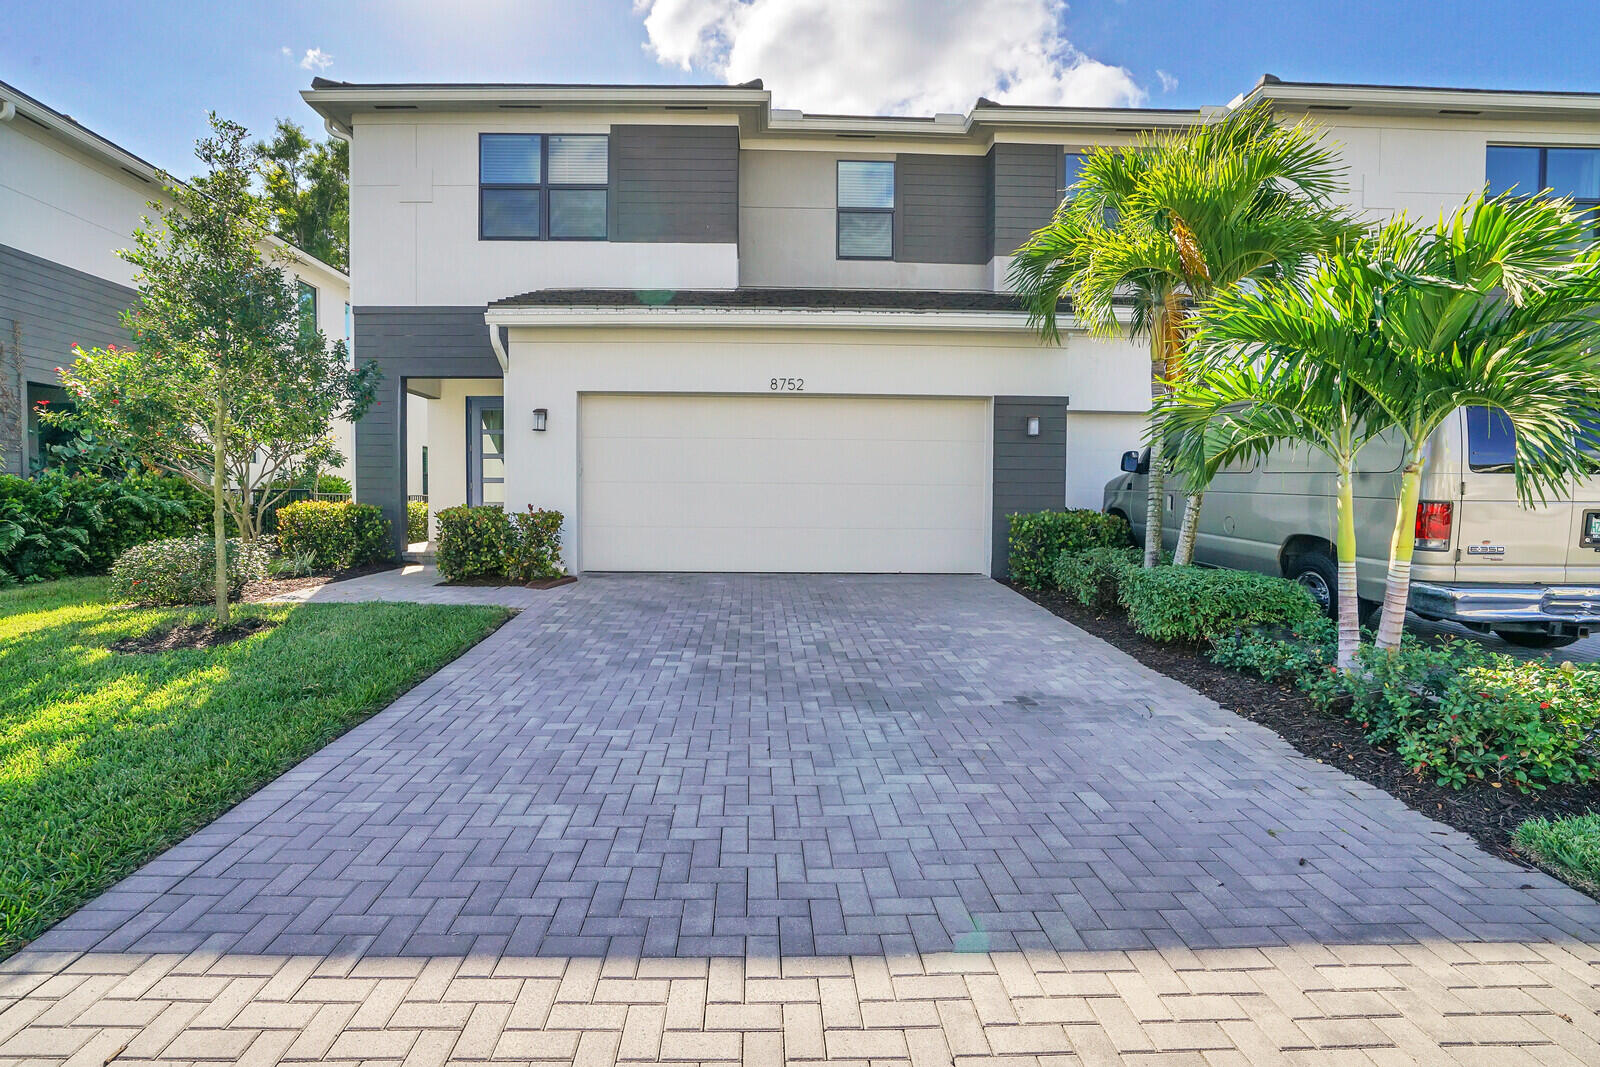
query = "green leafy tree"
(53, 114, 376, 622)
(255, 119, 349, 271)
(1009, 103, 1354, 567)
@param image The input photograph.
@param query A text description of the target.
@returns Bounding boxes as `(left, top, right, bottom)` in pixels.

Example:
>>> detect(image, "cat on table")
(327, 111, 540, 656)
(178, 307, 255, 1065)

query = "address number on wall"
(769, 378, 805, 391)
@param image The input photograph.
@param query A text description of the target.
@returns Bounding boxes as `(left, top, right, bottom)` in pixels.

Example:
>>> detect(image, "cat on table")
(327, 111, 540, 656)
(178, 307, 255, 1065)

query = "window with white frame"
(480, 133, 609, 240)
(837, 160, 894, 259)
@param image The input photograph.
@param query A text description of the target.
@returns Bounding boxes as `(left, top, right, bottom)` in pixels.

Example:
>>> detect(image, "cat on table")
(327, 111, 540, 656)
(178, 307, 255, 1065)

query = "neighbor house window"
(1487, 145, 1600, 234)
(480, 133, 609, 240)
(297, 280, 317, 340)
(837, 160, 894, 259)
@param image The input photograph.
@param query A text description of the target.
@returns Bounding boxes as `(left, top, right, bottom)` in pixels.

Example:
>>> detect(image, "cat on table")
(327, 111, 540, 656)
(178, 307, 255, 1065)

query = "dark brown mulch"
(442, 575, 577, 590)
(111, 616, 278, 654)
(1014, 584, 1600, 873)
(240, 563, 401, 603)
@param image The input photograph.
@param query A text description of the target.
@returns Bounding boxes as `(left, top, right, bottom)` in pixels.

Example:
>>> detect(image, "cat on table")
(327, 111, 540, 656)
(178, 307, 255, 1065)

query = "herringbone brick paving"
(2, 573, 1598, 1063)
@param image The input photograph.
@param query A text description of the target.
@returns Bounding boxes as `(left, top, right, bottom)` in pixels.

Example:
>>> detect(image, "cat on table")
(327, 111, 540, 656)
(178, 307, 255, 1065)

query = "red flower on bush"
(1540, 702, 1550, 710)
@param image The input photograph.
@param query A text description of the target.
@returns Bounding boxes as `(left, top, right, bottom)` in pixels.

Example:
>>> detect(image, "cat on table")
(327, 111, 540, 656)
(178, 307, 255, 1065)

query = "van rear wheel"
(1287, 551, 1339, 619)
(1493, 630, 1581, 650)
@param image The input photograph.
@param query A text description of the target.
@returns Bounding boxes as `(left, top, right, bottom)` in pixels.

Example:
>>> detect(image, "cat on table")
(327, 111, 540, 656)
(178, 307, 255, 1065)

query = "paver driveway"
(3, 574, 1600, 1064)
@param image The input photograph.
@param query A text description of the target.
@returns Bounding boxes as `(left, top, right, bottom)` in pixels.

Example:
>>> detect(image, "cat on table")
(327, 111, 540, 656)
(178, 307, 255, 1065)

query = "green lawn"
(0, 578, 509, 957)
(1515, 813, 1600, 895)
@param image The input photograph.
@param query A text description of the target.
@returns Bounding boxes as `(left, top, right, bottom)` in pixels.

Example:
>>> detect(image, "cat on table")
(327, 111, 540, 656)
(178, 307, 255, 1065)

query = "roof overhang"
(484, 305, 1047, 332)
(1240, 79, 1600, 120)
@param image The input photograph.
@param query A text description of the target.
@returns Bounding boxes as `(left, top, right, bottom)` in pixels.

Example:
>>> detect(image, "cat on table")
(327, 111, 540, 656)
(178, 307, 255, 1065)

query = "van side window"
(1466, 406, 1517, 472)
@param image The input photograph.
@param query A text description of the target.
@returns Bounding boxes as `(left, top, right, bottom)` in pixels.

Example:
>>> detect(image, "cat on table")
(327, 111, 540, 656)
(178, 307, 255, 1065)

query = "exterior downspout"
(322, 115, 352, 143)
(487, 322, 508, 371)
(0, 99, 16, 121)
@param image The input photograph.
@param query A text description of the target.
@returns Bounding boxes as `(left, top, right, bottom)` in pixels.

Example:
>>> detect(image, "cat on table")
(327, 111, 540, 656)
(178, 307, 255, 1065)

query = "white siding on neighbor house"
(348, 114, 740, 306)
(579, 393, 991, 573)
(497, 322, 1144, 572)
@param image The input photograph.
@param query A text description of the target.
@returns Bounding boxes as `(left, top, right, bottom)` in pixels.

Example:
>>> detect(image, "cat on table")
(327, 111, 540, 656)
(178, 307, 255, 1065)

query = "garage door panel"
(579, 394, 989, 573)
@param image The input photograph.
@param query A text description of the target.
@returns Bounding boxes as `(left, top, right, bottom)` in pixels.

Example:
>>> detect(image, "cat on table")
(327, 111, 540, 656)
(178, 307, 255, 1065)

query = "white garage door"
(579, 394, 989, 573)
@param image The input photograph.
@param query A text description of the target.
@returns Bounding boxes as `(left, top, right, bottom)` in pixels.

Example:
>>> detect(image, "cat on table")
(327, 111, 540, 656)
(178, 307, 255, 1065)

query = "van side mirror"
(1120, 450, 1142, 474)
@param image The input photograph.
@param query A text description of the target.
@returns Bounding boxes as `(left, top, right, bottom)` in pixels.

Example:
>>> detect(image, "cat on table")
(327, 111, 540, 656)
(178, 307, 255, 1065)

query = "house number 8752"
(770, 378, 804, 391)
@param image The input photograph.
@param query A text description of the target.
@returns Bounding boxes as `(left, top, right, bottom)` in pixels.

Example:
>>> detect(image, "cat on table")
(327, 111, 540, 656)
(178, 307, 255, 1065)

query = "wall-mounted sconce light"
(532, 408, 548, 432)
(1026, 415, 1041, 437)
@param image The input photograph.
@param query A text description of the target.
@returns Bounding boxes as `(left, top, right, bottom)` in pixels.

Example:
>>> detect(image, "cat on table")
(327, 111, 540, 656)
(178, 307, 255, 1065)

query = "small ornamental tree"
(52, 114, 377, 623)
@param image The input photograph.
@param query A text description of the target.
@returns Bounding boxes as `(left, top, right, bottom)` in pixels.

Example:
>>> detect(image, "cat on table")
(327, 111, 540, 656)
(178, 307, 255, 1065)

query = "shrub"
(1052, 546, 1141, 611)
(275, 501, 394, 571)
(1119, 566, 1322, 644)
(1515, 813, 1600, 890)
(506, 508, 564, 581)
(435, 505, 566, 582)
(313, 473, 352, 496)
(407, 500, 429, 544)
(435, 505, 514, 581)
(1008, 510, 1132, 589)
(0, 471, 206, 582)
(110, 536, 270, 605)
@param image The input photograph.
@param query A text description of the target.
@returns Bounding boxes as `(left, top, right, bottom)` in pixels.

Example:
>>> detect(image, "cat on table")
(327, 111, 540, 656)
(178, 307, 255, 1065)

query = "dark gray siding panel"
(896, 154, 989, 265)
(610, 125, 739, 243)
(992, 396, 1068, 578)
(990, 144, 1062, 258)
(0, 243, 135, 471)
(351, 306, 504, 552)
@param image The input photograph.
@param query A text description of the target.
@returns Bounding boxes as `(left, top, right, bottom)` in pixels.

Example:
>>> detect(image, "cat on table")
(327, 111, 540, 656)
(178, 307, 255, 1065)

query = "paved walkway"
(3, 574, 1599, 1064)
(264, 564, 561, 609)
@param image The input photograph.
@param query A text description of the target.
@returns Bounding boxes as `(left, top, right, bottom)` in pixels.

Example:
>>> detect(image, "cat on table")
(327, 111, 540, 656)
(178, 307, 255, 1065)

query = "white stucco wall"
(496, 322, 1145, 571)
(348, 113, 741, 306)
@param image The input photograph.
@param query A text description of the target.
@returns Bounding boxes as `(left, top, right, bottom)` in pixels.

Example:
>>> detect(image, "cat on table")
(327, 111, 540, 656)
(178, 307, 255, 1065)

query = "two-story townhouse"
(0, 78, 358, 483)
(303, 75, 1600, 577)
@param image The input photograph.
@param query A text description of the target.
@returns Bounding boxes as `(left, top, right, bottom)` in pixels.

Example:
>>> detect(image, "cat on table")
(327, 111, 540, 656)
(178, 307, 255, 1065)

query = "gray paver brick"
(4, 575, 1600, 1064)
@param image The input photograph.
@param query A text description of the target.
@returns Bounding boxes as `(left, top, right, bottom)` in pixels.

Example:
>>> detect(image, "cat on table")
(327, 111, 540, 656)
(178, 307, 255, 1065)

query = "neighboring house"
(0, 78, 356, 485)
(302, 73, 1600, 577)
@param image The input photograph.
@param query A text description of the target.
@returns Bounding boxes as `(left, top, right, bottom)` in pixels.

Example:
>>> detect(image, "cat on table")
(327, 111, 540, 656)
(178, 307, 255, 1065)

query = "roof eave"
(1244, 82, 1600, 118)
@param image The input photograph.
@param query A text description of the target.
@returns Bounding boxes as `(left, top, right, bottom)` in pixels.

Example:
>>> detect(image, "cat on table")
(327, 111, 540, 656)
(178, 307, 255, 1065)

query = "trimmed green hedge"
(110, 536, 271, 605)
(0, 472, 206, 582)
(1119, 566, 1322, 643)
(407, 500, 429, 544)
(1008, 510, 1132, 589)
(435, 505, 565, 583)
(275, 501, 394, 572)
(1052, 546, 1141, 612)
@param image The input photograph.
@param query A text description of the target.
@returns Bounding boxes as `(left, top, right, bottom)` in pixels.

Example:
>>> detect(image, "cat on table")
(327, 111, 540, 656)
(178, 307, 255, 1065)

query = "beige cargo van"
(1103, 406, 1600, 649)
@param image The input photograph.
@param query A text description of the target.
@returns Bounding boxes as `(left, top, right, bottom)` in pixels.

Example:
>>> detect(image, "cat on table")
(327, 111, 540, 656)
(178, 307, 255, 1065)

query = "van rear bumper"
(1410, 582, 1600, 633)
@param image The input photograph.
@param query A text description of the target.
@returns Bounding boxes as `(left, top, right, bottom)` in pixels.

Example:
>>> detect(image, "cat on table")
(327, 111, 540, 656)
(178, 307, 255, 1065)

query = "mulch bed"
(1014, 584, 1600, 875)
(111, 616, 278, 654)
(240, 563, 400, 603)
(441, 575, 577, 590)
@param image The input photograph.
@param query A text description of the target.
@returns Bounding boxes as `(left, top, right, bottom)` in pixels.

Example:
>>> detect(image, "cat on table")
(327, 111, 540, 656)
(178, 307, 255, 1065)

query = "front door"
(467, 397, 505, 506)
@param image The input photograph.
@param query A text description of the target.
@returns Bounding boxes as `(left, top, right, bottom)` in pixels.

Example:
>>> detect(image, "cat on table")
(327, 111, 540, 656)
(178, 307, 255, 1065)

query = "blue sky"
(5, 0, 1599, 178)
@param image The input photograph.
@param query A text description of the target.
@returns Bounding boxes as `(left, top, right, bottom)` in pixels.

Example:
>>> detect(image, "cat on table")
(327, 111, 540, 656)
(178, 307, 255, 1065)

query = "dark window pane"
(548, 135, 608, 184)
(838, 210, 892, 258)
(481, 134, 541, 184)
(297, 280, 317, 339)
(1466, 406, 1517, 472)
(838, 161, 894, 208)
(1486, 145, 1541, 197)
(549, 189, 607, 238)
(482, 188, 542, 238)
(1063, 151, 1086, 197)
(1545, 148, 1600, 201)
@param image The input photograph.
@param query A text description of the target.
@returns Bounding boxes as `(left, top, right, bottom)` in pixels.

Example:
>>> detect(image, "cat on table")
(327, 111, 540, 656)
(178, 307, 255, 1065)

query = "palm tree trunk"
(1142, 305, 1177, 568)
(1374, 452, 1424, 652)
(1174, 491, 1203, 565)
(1334, 461, 1360, 672)
(212, 390, 230, 626)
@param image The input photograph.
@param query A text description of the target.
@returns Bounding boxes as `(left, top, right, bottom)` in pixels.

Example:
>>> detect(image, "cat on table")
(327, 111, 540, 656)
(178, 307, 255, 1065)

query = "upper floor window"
(297, 280, 317, 340)
(837, 160, 894, 259)
(1062, 151, 1086, 199)
(1487, 145, 1600, 230)
(480, 133, 609, 241)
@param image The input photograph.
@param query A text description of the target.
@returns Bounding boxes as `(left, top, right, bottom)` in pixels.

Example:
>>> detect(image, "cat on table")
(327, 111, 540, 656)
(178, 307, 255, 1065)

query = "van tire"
(1493, 630, 1581, 650)
(1286, 551, 1339, 619)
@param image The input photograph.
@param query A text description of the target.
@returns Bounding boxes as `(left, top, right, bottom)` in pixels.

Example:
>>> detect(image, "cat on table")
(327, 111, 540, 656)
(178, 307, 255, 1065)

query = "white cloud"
(299, 48, 334, 72)
(635, 0, 1145, 115)
(281, 46, 293, 57)
(1156, 69, 1177, 93)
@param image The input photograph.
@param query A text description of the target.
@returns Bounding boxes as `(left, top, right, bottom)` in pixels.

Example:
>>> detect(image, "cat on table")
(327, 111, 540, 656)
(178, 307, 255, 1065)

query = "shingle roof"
(487, 288, 1046, 313)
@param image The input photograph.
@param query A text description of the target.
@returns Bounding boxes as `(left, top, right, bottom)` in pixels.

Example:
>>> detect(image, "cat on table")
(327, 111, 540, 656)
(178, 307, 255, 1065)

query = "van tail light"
(1415, 501, 1453, 551)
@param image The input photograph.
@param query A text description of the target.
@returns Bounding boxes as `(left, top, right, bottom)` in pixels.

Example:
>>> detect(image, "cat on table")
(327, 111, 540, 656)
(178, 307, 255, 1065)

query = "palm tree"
(1341, 195, 1600, 651)
(1009, 102, 1353, 568)
(1161, 251, 1396, 671)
